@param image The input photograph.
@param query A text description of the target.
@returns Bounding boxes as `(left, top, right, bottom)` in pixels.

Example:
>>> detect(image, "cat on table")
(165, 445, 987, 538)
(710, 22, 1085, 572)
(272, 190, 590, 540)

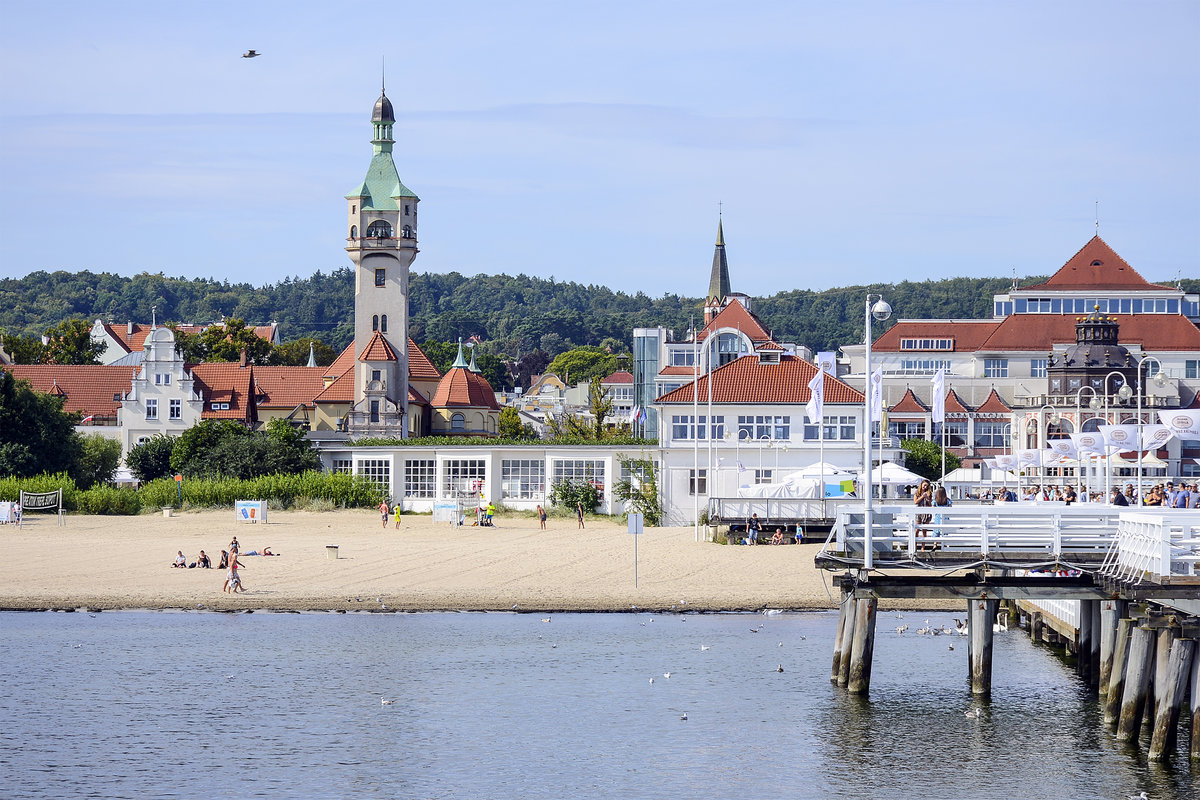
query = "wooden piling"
(831, 594, 849, 684)
(847, 597, 878, 696)
(1088, 601, 1103, 687)
(1099, 601, 1125, 697)
(1149, 627, 1176, 729)
(968, 599, 996, 696)
(1030, 611, 1043, 644)
(1104, 618, 1133, 726)
(1078, 601, 1094, 685)
(1190, 635, 1200, 759)
(836, 598, 857, 688)
(1116, 626, 1156, 743)
(1149, 639, 1195, 761)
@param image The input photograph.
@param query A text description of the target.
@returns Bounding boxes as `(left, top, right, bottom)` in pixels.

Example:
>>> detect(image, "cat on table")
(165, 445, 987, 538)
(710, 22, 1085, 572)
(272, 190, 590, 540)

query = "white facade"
(116, 327, 205, 454)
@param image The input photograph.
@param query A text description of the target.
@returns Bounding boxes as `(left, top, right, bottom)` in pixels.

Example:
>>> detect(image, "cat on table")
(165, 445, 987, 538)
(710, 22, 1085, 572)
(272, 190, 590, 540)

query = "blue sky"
(1, 1, 1196, 299)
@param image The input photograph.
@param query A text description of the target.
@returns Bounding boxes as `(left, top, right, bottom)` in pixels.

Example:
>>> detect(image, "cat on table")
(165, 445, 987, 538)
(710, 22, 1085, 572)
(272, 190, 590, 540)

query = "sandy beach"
(0, 509, 881, 613)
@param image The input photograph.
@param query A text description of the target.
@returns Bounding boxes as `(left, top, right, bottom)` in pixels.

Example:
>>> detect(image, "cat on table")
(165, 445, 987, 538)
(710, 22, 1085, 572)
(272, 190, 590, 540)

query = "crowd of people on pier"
(935, 480, 1200, 508)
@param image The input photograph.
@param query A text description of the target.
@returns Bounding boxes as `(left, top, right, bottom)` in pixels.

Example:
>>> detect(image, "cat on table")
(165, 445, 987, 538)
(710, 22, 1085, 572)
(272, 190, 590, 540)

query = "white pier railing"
(1027, 599, 1080, 630)
(1100, 512, 1200, 584)
(828, 504, 1121, 562)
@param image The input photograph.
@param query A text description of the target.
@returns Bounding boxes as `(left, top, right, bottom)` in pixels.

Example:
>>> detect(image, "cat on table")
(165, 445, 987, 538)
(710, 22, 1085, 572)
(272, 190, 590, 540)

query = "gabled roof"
(889, 388, 930, 414)
(975, 388, 1012, 414)
(657, 365, 700, 377)
(696, 298, 772, 342)
(189, 363, 255, 422)
(432, 367, 500, 409)
(944, 389, 972, 414)
(656, 354, 863, 405)
(976, 314, 1200, 352)
(313, 370, 354, 404)
(872, 320, 1001, 352)
(1021, 236, 1174, 292)
(409, 384, 429, 406)
(602, 370, 634, 384)
(408, 338, 441, 380)
(707, 219, 731, 303)
(2, 365, 134, 417)
(252, 367, 328, 409)
(359, 332, 399, 362)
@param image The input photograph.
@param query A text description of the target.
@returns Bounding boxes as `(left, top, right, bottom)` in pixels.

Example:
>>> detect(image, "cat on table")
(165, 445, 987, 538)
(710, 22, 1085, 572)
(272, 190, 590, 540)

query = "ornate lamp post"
(1074, 386, 1100, 499)
(862, 294, 892, 570)
(1118, 356, 1166, 505)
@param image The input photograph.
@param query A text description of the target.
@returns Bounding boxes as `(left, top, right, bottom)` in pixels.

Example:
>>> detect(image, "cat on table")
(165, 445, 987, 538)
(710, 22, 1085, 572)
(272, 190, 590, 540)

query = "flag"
(1071, 432, 1105, 456)
(1016, 448, 1043, 468)
(806, 370, 824, 425)
(1047, 438, 1077, 460)
(716, 457, 725, 468)
(994, 454, 1018, 470)
(1097, 424, 1140, 453)
(1158, 410, 1200, 440)
(869, 367, 883, 423)
(1140, 424, 1172, 451)
(79, 415, 94, 424)
(736, 460, 746, 473)
(931, 368, 945, 424)
(627, 405, 641, 424)
(638, 407, 647, 424)
(816, 351, 837, 375)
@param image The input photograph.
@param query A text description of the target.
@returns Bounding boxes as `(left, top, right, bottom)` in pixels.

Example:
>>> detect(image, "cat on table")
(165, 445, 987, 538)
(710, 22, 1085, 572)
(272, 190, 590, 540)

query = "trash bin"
(162, 507, 173, 518)
(326, 545, 339, 560)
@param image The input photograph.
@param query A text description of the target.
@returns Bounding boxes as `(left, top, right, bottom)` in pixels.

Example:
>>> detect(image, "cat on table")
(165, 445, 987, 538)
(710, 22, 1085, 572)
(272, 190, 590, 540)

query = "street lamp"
(1124, 356, 1167, 504)
(1075, 386, 1100, 499)
(863, 294, 892, 570)
(1039, 404, 1060, 486)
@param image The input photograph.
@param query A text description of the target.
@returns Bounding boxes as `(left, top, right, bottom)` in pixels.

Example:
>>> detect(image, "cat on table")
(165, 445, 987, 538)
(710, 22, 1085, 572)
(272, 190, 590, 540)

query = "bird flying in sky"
(242, 50, 261, 58)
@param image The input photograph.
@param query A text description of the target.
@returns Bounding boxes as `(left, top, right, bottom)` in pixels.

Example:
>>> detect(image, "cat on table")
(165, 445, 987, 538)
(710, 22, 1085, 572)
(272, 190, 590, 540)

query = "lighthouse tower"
(344, 85, 419, 436)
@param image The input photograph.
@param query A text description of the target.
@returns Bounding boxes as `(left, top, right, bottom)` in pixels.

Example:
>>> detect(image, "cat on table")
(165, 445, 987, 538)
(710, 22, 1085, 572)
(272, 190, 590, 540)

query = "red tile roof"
(313, 371, 354, 404)
(1022, 236, 1174, 292)
(889, 388, 929, 414)
(358, 332, 399, 362)
(408, 339, 441, 380)
(658, 365, 700, 377)
(409, 385, 429, 406)
(656, 354, 863, 405)
(945, 389, 972, 414)
(602, 370, 634, 384)
(696, 299, 772, 342)
(252, 367, 328, 409)
(2, 365, 134, 417)
(189, 363, 256, 423)
(975, 388, 1012, 415)
(755, 341, 784, 351)
(432, 367, 500, 409)
(976, 314, 1200, 352)
(873, 320, 1001, 352)
(107, 322, 278, 354)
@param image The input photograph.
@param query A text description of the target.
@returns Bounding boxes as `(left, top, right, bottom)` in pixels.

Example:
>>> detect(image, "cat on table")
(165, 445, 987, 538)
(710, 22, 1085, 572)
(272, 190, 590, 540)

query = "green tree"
(268, 337, 337, 367)
(125, 434, 176, 482)
(170, 419, 318, 479)
(171, 420, 249, 477)
(613, 456, 662, 526)
(0, 331, 45, 364)
(42, 319, 106, 365)
(901, 438, 961, 482)
(546, 346, 622, 385)
(0, 371, 82, 477)
(199, 317, 273, 364)
(74, 433, 121, 489)
(263, 418, 321, 473)
(498, 406, 538, 439)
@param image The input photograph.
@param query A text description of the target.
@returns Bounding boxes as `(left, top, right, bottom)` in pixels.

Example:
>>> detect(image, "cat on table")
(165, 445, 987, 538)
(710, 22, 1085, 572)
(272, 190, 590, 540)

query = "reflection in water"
(0, 610, 1193, 799)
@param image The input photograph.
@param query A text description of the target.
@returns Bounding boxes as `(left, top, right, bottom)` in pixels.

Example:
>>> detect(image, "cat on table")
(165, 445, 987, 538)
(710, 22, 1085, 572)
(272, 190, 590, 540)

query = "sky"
(1, 1, 1197, 300)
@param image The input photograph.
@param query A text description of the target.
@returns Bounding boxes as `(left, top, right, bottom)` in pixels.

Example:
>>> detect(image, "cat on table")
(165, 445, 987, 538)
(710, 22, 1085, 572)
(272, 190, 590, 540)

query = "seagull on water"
(775, 664, 784, 673)
(381, 698, 394, 705)
(1128, 792, 1148, 800)
(948, 644, 954, 651)
(541, 617, 551, 623)
(649, 677, 654, 684)
(663, 672, 672, 679)
(965, 708, 981, 719)
(242, 50, 261, 58)
(700, 645, 710, 651)
(680, 712, 688, 721)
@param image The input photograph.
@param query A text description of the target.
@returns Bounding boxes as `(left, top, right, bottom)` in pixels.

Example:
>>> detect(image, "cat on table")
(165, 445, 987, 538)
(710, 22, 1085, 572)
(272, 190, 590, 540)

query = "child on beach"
(537, 505, 547, 530)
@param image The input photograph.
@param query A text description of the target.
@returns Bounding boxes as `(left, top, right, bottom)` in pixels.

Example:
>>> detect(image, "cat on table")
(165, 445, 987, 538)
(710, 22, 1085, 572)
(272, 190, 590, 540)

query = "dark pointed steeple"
(707, 218, 730, 304)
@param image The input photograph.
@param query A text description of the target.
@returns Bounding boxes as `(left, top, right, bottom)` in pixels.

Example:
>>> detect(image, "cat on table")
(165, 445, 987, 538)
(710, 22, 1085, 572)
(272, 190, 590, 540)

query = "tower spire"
(707, 217, 730, 304)
(452, 338, 469, 369)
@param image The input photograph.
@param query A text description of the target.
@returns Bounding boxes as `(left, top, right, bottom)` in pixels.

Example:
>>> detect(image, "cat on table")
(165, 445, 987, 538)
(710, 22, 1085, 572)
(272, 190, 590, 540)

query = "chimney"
(239, 349, 248, 367)
(127, 321, 134, 336)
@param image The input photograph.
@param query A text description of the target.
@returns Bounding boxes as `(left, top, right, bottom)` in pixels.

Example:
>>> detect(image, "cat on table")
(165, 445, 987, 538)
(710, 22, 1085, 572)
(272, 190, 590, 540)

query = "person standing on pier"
(1110, 487, 1129, 506)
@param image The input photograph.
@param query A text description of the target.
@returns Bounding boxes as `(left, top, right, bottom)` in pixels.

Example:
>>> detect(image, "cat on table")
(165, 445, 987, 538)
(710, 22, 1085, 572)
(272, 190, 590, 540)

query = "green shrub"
(549, 479, 603, 513)
(77, 486, 143, 515)
(0, 473, 79, 509)
(141, 471, 383, 510)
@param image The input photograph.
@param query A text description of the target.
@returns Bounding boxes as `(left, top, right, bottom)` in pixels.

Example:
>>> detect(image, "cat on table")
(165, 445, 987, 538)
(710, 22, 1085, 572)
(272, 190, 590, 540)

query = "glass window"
(669, 350, 695, 367)
(889, 421, 926, 439)
(1186, 360, 1199, 379)
(1030, 358, 1047, 378)
(553, 459, 605, 498)
(943, 420, 967, 447)
(404, 459, 435, 498)
(357, 458, 390, 488)
(370, 400, 379, 423)
(669, 415, 723, 440)
(451, 413, 465, 431)
(754, 469, 773, 485)
(332, 459, 352, 475)
(502, 459, 545, 500)
(688, 469, 707, 496)
(974, 422, 1008, 449)
(1014, 299, 1027, 313)
(375, 268, 386, 287)
(984, 358, 1008, 378)
(145, 399, 158, 420)
(737, 415, 790, 441)
(169, 399, 181, 420)
(442, 459, 486, 496)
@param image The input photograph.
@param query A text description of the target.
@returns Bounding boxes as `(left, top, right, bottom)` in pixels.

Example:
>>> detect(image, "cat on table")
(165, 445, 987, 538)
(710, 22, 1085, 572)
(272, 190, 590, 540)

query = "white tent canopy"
(859, 461, 926, 486)
(784, 462, 853, 480)
(737, 477, 823, 499)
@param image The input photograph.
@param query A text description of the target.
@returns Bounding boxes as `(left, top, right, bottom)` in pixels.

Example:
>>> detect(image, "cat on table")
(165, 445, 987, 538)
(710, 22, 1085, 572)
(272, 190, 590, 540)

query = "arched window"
(372, 315, 379, 331)
(402, 225, 414, 238)
(710, 332, 748, 367)
(366, 220, 392, 239)
(451, 413, 465, 432)
(350, 225, 357, 239)
(381, 315, 388, 333)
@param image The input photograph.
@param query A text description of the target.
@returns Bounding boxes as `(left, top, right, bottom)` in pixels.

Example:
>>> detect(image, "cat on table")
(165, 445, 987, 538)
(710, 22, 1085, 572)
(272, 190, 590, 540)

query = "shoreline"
(0, 509, 952, 613)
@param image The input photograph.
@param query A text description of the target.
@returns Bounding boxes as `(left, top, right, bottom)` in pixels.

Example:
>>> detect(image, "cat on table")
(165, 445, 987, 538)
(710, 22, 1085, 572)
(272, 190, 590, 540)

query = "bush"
(77, 486, 142, 515)
(75, 433, 122, 489)
(0, 472, 79, 509)
(125, 434, 176, 482)
(549, 479, 603, 513)
(140, 471, 383, 510)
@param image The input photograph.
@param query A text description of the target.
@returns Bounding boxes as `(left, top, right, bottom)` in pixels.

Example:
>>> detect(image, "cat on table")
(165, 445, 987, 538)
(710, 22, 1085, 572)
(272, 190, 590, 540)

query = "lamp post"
(758, 433, 772, 476)
(1100, 370, 1131, 500)
(1039, 404, 1060, 487)
(1075, 386, 1100, 500)
(862, 294, 892, 570)
(1119, 356, 1166, 505)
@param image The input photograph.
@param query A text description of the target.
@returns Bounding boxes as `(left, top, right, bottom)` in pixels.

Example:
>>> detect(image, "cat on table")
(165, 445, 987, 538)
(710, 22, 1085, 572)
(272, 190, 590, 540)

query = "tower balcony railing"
(347, 234, 418, 249)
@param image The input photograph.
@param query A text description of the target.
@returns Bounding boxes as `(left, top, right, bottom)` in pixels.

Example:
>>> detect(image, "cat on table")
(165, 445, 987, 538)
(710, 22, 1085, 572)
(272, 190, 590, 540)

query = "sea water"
(0, 610, 1193, 800)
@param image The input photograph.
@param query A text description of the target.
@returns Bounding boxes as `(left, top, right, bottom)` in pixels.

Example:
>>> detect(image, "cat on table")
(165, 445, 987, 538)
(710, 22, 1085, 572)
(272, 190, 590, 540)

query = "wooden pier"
(817, 504, 1200, 758)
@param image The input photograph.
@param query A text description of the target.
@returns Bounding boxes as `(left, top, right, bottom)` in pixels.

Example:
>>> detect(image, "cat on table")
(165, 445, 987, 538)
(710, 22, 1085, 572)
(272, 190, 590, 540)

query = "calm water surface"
(0, 610, 1193, 799)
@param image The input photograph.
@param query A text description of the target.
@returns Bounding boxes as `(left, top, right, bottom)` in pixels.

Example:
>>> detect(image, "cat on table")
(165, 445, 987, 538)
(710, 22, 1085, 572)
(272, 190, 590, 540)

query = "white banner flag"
(1140, 423, 1173, 451)
(1158, 410, 1200, 440)
(816, 351, 837, 375)
(806, 370, 824, 425)
(994, 454, 1019, 470)
(1017, 448, 1043, 468)
(1098, 424, 1140, 452)
(1071, 432, 1106, 456)
(627, 405, 641, 424)
(1047, 438, 1078, 460)
(869, 367, 883, 423)
(931, 368, 945, 424)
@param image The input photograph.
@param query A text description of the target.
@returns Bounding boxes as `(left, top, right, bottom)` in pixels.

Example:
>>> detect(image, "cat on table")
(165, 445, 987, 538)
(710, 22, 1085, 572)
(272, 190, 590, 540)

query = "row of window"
(375, 458, 617, 500)
(995, 297, 1185, 316)
(899, 338, 954, 351)
(144, 399, 182, 420)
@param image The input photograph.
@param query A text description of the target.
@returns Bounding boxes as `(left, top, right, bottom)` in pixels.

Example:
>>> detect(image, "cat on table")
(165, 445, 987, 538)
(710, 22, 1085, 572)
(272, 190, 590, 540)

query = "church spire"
(706, 217, 731, 307)
(451, 338, 469, 369)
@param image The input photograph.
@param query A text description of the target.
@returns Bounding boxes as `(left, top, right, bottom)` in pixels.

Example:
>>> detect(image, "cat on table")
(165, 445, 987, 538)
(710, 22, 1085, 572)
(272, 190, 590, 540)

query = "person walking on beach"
(747, 513, 761, 545)
(224, 549, 246, 593)
(576, 501, 585, 529)
(537, 504, 547, 530)
(379, 499, 390, 528)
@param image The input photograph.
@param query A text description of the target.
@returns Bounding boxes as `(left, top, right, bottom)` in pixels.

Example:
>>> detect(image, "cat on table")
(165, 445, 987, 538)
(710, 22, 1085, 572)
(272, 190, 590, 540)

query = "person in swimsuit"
(537, 505, 547, 530)
(576, 502, 585, 529)
(378, 500, 390, 528)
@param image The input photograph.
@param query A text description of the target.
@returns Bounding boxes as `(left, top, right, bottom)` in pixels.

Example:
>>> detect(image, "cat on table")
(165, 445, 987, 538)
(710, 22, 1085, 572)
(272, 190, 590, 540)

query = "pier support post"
(836, 598, 857, 688)
(1088, 601, 1103, 687)
(831, 594, 850, 684)
(1030, 611, 1043, 643)
(1078, 600, 1095, 685)
(1099, 601, 1126, 697)
(847, 597, 878, 696)
(1149, 627, 1177, 729)
(968, 599, 996, 696)
(1117, 626, 1156, 743)
(1150, 638, 1195, 761)
(1190, 635, 1200, 759)
(1104, 618, 1133, 726)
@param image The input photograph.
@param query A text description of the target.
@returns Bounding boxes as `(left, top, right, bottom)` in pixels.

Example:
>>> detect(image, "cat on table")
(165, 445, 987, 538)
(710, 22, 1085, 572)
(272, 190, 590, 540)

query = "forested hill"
(3, 269, 1196, 359)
